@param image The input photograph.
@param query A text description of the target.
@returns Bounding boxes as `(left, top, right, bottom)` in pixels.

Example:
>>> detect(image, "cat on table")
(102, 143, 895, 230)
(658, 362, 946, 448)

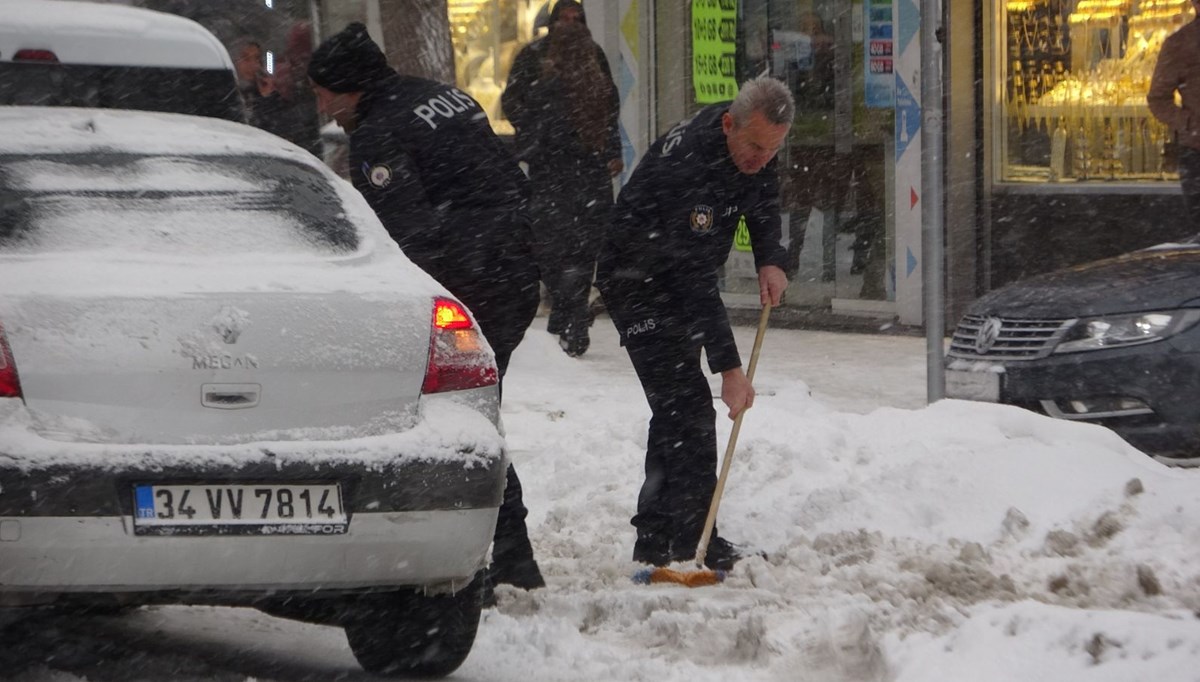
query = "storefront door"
(739, 0, 894, 308)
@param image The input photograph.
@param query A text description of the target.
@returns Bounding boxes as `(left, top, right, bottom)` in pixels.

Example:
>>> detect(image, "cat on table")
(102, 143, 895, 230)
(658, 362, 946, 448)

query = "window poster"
(864, 0, 895, 108)
(693, 0, 738, 104)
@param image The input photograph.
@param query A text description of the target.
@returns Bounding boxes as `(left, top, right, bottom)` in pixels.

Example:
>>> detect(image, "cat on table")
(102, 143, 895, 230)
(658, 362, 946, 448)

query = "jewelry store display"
(1002, 0, 1192, 182)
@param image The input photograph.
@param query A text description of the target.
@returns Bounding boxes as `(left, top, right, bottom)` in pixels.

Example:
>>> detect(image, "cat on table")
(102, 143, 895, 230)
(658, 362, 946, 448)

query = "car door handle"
(201, 383, 261, 409)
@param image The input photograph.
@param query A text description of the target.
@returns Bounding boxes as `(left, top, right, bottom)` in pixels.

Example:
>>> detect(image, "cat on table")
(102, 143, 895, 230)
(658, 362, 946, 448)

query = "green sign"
(733, 215, 751, 252)
(692, 0, 738, 104)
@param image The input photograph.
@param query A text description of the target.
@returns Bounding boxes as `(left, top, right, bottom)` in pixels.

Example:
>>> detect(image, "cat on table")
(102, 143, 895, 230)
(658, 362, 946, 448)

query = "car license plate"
(132, 483, 347, 536)
(945, 368, 1001, 402)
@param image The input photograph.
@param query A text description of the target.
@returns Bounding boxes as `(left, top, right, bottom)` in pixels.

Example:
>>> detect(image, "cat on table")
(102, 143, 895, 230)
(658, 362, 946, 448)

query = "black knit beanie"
(307, 22, 393, 93)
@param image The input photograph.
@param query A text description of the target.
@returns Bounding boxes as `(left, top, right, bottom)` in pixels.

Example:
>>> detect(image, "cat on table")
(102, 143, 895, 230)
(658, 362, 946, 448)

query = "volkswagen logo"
(975, 316, 1003, 354)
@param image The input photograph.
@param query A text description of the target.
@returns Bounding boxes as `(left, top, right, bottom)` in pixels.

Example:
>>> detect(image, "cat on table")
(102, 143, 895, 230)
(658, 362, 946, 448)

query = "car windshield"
(0, 153, 358, 257)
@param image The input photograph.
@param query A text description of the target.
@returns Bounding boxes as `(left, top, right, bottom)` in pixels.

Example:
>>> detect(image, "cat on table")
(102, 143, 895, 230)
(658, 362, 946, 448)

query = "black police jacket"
(348, 73, 532, 284)
(596, 103, 790, 374)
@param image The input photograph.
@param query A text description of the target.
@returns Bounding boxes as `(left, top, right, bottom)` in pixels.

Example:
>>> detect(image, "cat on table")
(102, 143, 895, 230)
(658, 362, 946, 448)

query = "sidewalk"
(541, 306, 932, 414)
(585, 294, 923, 337)
(726, 301, 922, 336)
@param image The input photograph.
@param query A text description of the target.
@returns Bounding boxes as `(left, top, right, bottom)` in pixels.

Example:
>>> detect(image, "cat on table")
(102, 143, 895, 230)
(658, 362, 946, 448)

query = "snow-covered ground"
(10, 316, 1200, 681)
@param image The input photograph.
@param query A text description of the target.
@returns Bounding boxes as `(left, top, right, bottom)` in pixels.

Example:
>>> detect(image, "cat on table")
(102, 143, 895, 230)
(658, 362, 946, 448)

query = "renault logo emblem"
(975, 317, 1003, 354)
(212, 306, 251, 345)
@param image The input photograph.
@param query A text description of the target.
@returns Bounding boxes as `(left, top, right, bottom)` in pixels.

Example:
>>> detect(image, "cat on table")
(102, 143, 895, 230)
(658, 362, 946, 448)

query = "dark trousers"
(433, 253, 541, 573)
(470, 280, 539, 570)
(1179, 146, 1200, 230)
(624, 337, 719, 550)
(529, 157, 612, 338)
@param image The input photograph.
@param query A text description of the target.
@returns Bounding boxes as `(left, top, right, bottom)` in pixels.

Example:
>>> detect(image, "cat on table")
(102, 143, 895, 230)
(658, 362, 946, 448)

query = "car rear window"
(0, 153, 358, 256)
(0, 63, 245, 122)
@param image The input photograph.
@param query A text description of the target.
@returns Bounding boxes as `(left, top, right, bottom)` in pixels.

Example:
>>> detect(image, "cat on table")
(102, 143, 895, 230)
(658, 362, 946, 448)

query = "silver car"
(0, 107, 506, 677)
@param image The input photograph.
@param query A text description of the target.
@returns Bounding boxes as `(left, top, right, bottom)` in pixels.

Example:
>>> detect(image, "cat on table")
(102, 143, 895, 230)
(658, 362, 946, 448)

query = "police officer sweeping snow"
(308, 23, 544, 593)
(595, 76, 794, 571)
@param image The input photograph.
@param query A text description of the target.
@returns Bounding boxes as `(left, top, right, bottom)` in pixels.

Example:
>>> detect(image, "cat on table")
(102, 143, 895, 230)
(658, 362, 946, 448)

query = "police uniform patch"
(690, 205, 715, 234)
(367, 163, 393, 188)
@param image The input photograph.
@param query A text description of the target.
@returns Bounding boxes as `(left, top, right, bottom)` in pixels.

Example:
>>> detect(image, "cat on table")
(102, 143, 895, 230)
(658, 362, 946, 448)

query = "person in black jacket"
(595, 76, 795, 571)
(308, 23, 544, 592)
(502, 0, 622, 357)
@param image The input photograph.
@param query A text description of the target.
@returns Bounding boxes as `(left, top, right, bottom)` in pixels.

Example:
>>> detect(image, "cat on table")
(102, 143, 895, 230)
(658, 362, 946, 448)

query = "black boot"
(558, 328, 590, 357)
(671, 535, 746, 571)
(487, 554, 545, 590)
(696, 536, 743, 571)
(558, 315, 591, 357)
(632, 532, 671, 566)
(490, 464, 545, 590)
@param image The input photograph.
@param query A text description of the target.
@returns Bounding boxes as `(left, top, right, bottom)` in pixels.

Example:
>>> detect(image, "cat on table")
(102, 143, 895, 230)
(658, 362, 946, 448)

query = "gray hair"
(728, 76, 795, 126)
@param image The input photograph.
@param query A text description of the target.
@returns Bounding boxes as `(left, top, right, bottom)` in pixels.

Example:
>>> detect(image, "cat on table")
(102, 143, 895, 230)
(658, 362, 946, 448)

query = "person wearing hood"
(595, 77, 794, 571)
(308, 22, 544, 593)
(502, 1, 622, 357)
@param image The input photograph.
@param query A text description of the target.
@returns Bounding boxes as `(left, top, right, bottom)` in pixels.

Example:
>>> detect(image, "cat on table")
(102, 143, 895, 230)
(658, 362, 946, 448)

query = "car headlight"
(1053, 309, 1200, 353)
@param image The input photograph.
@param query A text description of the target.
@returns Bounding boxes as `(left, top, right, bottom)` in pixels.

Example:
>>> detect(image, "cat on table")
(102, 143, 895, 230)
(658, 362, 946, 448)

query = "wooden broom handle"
(695, 304, 771, 568)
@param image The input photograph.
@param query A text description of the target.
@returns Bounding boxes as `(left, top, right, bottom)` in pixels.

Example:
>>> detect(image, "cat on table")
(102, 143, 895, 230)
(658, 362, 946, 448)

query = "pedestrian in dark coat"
(308, 22, 544, 592)
(595, 76, 795, 571)
(502, 0, 622, 357)
(1148, 0, 1200, 227)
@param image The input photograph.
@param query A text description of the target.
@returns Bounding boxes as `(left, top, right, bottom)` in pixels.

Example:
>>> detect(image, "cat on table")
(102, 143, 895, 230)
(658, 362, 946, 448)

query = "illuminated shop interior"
(996, 0, 1194, 183)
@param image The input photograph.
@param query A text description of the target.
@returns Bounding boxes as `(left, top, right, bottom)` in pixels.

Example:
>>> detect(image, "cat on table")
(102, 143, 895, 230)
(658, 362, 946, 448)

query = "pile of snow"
(485, 321, 1200, 681)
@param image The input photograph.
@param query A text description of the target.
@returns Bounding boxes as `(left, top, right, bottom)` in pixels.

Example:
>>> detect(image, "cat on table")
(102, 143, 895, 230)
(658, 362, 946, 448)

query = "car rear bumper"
(0, 508, 497, 600)
(0, 453, 507, 517)
(0, 442, 507, 603)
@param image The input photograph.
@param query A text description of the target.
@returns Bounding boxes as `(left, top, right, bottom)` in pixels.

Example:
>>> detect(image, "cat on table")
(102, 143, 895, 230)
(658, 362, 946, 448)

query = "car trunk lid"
(2, 291, 431, 444)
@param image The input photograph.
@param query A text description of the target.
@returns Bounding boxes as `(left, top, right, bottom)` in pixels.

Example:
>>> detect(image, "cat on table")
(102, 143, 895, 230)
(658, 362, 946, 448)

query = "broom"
(632, 303, 772, 587)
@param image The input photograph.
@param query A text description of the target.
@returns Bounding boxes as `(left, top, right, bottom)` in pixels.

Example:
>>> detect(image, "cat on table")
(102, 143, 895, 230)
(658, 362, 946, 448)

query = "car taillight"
(0, 322, 23, 399)
(421, 298, 498, 394)
(13, 49, 59, 63)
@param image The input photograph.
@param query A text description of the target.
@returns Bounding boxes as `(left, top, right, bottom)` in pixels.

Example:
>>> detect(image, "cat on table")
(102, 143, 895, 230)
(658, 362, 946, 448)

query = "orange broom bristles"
(631, 566, 727, 587)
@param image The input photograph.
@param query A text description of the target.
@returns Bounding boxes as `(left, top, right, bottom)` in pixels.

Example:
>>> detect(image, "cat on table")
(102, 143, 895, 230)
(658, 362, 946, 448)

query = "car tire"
(343, 573, 483, 678)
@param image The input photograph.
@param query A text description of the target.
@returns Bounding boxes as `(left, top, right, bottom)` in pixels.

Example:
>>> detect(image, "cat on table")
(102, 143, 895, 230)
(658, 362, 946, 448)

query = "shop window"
(449, 0, 547, 134)
(733, 0, 893, 303)
(996, 0, 1192, 183)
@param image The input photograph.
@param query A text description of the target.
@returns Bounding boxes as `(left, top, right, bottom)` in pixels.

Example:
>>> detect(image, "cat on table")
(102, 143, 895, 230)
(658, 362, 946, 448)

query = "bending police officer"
(308, 23, 544, 591)
(595, 77, 794, 571)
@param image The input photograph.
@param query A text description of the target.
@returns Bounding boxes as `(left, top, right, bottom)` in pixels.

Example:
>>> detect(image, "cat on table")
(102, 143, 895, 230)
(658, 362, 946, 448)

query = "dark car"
(945, 242, 1200, 465)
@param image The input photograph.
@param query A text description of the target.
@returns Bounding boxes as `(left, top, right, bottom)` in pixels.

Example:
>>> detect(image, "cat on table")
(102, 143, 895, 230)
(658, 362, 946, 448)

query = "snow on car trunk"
(2, 291, 430, 444)
(0, 108, 473, 449)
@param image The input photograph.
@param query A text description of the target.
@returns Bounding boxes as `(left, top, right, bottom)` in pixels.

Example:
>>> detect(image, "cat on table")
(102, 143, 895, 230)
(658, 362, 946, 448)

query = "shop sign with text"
(864, 0, 894, 108)
(692, 0, 738, 104)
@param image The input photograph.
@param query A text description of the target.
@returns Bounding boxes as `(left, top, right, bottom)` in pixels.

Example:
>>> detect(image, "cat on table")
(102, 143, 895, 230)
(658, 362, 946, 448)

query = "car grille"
(947, 314, 1075, 361)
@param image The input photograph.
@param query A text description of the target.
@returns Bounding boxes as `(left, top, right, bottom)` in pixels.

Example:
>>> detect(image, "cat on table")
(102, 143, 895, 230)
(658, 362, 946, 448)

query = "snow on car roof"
(0, 107, 314, 160)
(0, 0, 233, 70)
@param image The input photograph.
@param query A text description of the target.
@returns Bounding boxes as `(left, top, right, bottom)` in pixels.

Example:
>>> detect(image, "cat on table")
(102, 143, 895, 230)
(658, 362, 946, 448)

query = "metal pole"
(921, 0, 945, 402)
